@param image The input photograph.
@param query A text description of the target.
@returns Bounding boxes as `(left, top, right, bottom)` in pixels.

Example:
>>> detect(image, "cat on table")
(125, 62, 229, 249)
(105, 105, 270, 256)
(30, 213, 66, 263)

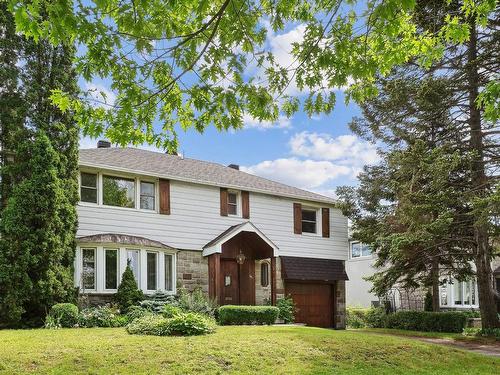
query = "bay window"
(105, 249, 118, 289)
(82, 248, 96, 289)
(147, 252, 158, 291)
(165, 254, 174, 292)
(127, 250, 140, 285)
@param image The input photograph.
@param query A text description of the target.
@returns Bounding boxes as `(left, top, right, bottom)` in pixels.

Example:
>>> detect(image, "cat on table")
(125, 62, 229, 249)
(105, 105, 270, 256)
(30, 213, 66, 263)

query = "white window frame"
(227, 190, 240, 216)
(80, 172, 98, 204)
(146, 251, 159, 291)
(450, 278, 478, 308)
(78, 170, 158, 213)
(301, 206, 318, 235)
(350, 241, 372, 259)
(104, 248, 119, 291)
(126, 249, 141, 287)
(164, 253, 175, 292)
(81, 247, 97, 291)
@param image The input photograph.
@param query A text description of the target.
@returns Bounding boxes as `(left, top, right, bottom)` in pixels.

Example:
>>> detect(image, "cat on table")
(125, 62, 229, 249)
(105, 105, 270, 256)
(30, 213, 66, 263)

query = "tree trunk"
(431, 259, 440, 312)
(467, 20, 499, 329)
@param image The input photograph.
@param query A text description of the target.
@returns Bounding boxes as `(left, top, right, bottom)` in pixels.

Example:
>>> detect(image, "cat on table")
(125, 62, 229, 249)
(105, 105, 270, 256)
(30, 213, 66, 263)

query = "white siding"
(345, 256, 378, 307)
(77, 179, 348, 260)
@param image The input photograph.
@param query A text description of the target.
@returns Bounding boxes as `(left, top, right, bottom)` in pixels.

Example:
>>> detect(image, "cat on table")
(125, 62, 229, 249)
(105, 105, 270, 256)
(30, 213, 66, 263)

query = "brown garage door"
(286, 282, 334, 328)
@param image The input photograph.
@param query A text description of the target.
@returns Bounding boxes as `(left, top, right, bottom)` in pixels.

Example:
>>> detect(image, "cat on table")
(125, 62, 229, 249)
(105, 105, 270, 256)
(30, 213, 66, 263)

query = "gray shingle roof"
(79, 147, 337, 204)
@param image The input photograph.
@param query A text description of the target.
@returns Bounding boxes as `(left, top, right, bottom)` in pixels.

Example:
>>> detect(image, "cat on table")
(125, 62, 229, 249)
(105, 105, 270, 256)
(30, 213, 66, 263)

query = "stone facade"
(334, 280, 346, 329)
(176, 250, 209, 293)
(254, 257, 285, 305)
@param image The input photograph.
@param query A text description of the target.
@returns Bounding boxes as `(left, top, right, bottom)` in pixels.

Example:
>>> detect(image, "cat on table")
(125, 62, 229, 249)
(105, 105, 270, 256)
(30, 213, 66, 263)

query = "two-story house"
(75, 142, 349, 328)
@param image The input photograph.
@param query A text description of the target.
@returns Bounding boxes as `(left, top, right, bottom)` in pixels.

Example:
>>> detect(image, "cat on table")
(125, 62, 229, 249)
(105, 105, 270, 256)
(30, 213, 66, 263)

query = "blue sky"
(80, 22, 380, 198)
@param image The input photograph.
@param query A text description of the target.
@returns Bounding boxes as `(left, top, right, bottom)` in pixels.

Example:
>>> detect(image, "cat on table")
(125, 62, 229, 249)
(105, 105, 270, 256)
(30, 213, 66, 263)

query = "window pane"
(453, 280, 463, 305)
(361, 244, 372, 257)
(140, 182, 155, 210)
(81, 187, 97, 203)
(228, 203, 237, 215)
(103, 176, 135, 208)
(471, 280, 476, 305)
(261, 263, 269, 287)
(464, 280, 471, 305)
(147, 253, 157, 290)
(351, 243, 361, 258)
(105, 249, 118, 289)
(228, 193, 237, 204)
(80, 173, 97, 203)
(81, 173, 97, 188)
(127, 250, 140, 285)
(302, 221, 316, 233)
(165, 254, 173, 291)
(82, 249, 95, 289)
(302, 209, 316, 222)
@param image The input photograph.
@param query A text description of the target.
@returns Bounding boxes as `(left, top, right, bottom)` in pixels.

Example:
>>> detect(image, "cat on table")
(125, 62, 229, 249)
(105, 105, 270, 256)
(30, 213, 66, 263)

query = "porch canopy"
(202, 221, 278, 257)
(77, 233, 175, 250)
(281, 256, 349, 283)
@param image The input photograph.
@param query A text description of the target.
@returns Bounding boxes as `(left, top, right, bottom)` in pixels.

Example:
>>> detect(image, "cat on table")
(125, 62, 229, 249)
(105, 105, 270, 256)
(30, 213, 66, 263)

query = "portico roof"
(202, 222, 278, 257)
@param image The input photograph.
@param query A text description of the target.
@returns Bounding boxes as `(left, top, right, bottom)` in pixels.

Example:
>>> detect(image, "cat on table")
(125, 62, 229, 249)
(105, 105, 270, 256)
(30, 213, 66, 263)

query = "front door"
(221, 260, 239, 305)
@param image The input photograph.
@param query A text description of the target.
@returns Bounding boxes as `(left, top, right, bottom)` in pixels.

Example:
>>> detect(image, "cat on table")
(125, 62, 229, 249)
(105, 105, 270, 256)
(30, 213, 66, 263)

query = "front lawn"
(0, 326, 498, 374)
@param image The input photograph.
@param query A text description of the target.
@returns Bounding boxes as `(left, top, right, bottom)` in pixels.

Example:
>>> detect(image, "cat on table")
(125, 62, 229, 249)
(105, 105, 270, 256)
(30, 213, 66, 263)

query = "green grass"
(0, 326, 498, 374)
(356, 328, 498, 343)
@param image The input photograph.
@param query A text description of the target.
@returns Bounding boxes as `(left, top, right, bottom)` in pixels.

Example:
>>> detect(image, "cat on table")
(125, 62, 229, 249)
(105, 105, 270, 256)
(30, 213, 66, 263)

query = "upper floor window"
(80, 173, 97, 203)
(301, 208, 317, 233)
(227, 191, 238, 215)
(351, 242, 372, 258)
(103, 175, 135, 208)
(140, 181, 155, 210)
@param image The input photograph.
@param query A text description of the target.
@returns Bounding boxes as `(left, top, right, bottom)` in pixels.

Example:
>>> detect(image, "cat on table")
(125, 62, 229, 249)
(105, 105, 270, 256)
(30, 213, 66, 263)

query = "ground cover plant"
(0, 326, 498, 374)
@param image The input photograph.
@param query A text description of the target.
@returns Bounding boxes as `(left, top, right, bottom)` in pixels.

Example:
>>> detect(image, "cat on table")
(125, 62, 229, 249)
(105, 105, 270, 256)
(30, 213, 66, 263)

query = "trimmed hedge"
(48, 303, 79, 328)
(346, 307, 385, 328)
(384, 311, 467, 333)
(218, 305, 279, 325)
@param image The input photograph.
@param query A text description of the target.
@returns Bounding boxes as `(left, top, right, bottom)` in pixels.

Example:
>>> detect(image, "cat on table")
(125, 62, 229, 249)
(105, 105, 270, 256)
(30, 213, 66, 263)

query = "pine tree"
(115, 263, 144, 313)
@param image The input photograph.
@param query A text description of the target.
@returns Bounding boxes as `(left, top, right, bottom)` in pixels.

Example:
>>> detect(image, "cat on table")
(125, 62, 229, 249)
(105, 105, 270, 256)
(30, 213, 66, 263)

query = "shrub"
(79, 306, 126, 327)
(177, 288, 218, 317)
(140, 291, 178, 313)
(47, 303, 79, 328)
(461, 309, 481, 319)
(126, 315, 171, 336)
(166, 313, 216, 336)
(126, 306, 150, 322)
(384, 311, 467, 333)
(364, 307, 386, 328)
(126, 313, 216, 336)
(463, 327, 500, 340)
(276, 296, 295, 323)
(162, 304, 182, 318)
(218, 305, 279, 325)
(346, 307, 368, 328)
(115, 264, 144, 313)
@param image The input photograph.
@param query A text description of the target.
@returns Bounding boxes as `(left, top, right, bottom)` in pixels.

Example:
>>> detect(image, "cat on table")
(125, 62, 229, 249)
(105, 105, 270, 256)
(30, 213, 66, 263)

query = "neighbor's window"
(165, 254, 173, 292)
(453, 279, 477, 306)
(127, 250, 140, 285)
(105, 249, 118, 289)
(80, 172, 97, 203)
(82, 248, 96, 289)
(301, 208, 317, 233)
(147, 252, 157, 290)
(140, 181, 155, 210)
(103, 175, 135, 208)
(261, 262, 269, 287)
(351, 242, 372, 258)
(228, 192, 238, 215)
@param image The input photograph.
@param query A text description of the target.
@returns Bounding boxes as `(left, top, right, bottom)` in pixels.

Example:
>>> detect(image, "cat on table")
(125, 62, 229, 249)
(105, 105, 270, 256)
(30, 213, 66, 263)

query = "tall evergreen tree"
(0, 5, 79, 326)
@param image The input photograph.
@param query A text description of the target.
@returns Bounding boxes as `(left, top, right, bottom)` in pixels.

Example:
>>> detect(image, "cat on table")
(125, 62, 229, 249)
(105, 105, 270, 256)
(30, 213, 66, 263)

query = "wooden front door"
(221, 260, 239, 305)
(286, 282, 334, 328)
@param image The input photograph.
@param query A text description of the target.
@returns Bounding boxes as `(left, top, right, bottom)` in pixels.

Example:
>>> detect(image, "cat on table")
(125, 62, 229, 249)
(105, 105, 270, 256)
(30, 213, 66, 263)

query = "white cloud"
(241, 158, 351, 190)
(85, 82, 116, 107)
(289, 131, 380, 167)
(243, 113, 291, 130)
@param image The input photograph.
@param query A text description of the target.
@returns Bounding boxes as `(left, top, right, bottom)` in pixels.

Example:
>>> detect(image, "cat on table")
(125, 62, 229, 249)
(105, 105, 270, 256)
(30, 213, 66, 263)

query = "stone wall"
(334, 280, 346, 329)
(254, 257, 285, 305)
(176, 250, 209, 293)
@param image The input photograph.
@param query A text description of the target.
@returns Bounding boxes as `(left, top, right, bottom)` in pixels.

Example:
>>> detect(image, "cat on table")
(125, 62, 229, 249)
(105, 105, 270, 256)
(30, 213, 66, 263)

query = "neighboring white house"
(75, 143, 350, 328)
(346, 240, 500, 312)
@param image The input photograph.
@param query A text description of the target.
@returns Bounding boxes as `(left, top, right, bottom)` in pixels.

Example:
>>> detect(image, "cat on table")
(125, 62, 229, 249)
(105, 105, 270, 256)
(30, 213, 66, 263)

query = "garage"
(281, 256, 349, 328)
(286, 282, 334, 328)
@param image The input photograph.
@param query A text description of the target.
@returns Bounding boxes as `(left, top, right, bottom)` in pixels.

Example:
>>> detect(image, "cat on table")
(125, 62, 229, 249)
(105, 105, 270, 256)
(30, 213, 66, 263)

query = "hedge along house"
(75, 143, 349, 328)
